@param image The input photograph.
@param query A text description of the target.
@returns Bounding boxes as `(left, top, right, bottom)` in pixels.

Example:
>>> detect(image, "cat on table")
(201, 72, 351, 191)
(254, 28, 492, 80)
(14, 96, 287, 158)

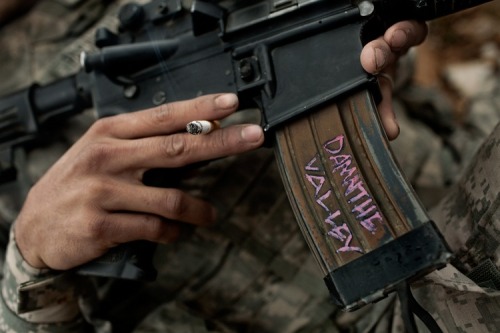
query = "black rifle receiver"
(0, 0, 491, 308)
(0, 0, 489, 174)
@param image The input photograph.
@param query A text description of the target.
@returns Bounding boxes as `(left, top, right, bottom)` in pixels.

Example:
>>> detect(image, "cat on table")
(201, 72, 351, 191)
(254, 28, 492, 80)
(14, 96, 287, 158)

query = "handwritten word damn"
(304, 135, 383, 253)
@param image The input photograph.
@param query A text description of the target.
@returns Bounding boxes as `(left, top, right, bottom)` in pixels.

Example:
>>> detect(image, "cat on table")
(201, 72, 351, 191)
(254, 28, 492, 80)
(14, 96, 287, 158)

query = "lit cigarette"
(186, 120, 220, 135)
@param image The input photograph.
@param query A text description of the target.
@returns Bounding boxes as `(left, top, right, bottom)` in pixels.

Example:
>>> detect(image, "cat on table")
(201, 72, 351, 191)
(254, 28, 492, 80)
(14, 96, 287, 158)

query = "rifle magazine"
(273, 89, 452, 310)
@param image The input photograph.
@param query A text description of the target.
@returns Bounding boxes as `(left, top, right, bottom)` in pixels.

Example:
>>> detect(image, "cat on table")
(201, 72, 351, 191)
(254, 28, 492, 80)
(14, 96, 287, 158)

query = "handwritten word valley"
(304, 135, 383, 253)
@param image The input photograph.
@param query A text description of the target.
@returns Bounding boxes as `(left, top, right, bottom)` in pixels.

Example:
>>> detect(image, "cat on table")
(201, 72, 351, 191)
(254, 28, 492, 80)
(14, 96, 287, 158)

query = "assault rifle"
(0, 0, 491, 330)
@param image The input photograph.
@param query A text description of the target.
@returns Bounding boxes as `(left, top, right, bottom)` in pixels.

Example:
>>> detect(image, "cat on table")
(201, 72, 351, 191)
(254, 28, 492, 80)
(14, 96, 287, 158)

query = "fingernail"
(241, 125, 263, 143)
(215, 93, 238, 109)
(391, 29, 408, 50)
(394, 115, 400, 135)
(374, 47, 387, 70)
(388, 116, 400, 140)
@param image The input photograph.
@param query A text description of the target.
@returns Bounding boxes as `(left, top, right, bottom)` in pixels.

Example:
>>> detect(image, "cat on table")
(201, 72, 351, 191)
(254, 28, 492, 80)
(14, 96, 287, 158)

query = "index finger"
(102, 93, 239, 139)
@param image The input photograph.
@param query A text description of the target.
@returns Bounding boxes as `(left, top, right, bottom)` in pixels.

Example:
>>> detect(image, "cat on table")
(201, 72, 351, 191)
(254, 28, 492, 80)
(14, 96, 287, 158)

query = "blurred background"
(389, 1, 500, 208)
(415, 0, 500, 119)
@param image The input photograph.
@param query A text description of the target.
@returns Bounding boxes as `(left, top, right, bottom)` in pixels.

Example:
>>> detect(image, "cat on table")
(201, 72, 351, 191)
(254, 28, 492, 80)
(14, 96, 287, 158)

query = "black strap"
(397, 282, 443, 333)
(467, 259, 500, 290)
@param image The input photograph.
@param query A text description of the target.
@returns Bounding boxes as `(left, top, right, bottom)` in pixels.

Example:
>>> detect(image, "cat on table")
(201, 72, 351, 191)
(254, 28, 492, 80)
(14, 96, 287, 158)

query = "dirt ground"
(414, 1, 500, 119)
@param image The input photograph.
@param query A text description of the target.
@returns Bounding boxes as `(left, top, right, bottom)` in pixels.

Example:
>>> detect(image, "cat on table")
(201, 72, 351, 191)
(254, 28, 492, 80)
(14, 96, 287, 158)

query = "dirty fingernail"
(374, 47, 387, 70)
(391, 29, 408, 50)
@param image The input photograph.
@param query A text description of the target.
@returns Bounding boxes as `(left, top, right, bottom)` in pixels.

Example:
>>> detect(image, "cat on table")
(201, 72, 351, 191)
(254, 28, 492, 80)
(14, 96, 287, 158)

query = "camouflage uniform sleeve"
(417, 121, 500, 332)
(0, 224, 90, 333)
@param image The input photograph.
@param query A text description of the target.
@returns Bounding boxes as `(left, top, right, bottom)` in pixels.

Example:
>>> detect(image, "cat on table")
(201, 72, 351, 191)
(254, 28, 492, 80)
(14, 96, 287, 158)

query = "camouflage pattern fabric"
(0, 229, 87, 332)
(337, 121, 500, 332)
(0, 1, 499, 332)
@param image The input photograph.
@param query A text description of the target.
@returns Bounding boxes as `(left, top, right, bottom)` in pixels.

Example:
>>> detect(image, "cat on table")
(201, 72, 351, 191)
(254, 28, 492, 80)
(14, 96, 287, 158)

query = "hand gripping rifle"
(0, 0, 491, 330)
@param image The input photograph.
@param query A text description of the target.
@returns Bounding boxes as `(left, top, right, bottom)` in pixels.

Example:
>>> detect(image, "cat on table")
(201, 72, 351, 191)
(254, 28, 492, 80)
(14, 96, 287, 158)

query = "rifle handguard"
(274, 90, 452, 310)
